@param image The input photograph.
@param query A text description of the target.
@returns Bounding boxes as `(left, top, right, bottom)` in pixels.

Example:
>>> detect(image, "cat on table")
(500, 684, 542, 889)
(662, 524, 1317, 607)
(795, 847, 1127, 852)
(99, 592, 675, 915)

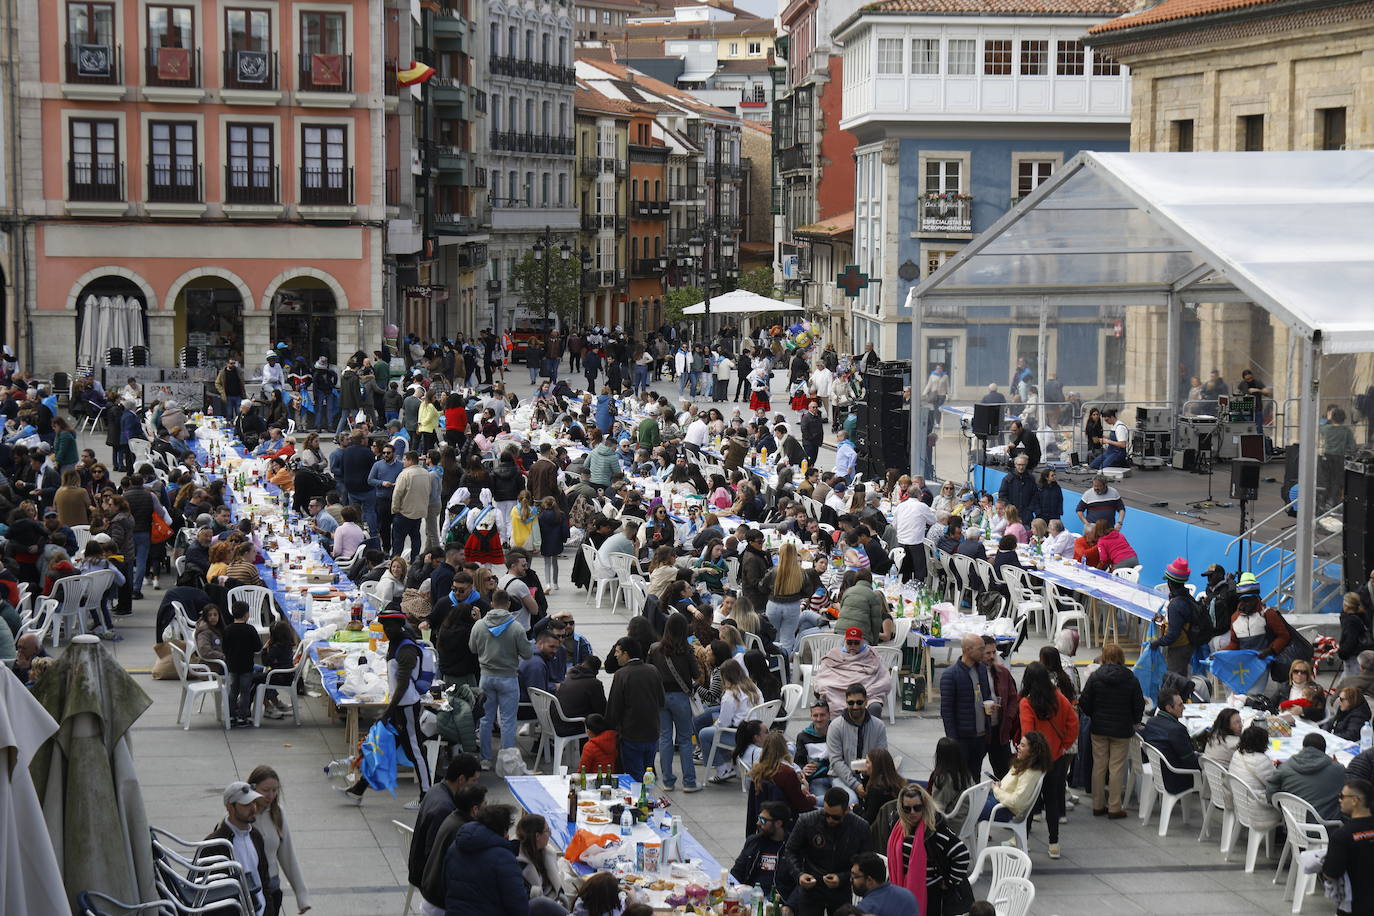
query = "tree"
(737, 266, 780, 300)
(509, 250, 583, 329)
(663, 285, 703, 323)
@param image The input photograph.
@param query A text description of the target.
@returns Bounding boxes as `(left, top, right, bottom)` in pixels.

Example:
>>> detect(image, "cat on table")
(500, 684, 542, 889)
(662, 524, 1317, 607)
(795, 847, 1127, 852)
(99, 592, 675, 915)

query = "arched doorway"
(174, 276, 245, 365)
(271, 277, 337, 366)
(74, 275, 148, 367)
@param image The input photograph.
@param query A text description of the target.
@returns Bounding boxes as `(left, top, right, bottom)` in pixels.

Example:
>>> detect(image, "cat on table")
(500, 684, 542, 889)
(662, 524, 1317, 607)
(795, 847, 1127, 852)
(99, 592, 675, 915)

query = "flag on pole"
(397, 60, 436, 87)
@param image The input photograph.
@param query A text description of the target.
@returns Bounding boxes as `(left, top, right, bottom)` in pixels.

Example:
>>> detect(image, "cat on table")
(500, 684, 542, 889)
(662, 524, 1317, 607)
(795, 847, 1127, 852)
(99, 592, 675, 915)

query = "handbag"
(662, 649, 706, 717)
(1268, 612, 1314, 681)
(150, 511, 173, 544)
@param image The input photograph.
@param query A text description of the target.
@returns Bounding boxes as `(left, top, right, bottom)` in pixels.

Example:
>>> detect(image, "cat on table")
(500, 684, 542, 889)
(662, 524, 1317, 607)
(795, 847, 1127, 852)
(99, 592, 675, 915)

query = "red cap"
(844, 627, 864, 641)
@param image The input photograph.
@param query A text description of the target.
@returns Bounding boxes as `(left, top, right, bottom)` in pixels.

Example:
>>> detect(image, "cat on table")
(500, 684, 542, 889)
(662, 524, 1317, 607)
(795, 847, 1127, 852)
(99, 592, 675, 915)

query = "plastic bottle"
(1362, 720, 1372, 752)
(642, 767, 655, 800)
(620, 805, 633, 837)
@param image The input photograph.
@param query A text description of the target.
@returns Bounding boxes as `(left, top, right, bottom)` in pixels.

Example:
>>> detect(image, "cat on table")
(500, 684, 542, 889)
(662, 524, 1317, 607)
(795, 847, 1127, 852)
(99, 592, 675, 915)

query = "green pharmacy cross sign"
(836, 265, 870, 298)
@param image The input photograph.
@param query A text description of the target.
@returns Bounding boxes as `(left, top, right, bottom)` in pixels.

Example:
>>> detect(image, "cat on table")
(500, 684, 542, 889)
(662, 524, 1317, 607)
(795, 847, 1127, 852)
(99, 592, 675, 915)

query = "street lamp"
(689, 234, 710, 336)
(532, 224, 571, 349)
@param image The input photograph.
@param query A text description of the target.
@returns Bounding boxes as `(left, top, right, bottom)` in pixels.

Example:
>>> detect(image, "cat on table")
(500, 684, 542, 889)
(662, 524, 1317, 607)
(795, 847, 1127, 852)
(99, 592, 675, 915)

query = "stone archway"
(69, 268, 157, 368)
(164, 267, 253, 364)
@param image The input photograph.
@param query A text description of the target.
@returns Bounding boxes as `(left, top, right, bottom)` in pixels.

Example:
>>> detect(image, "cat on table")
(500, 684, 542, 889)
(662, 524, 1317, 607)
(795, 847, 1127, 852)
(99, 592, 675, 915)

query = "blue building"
(835, 0, 1133, 399)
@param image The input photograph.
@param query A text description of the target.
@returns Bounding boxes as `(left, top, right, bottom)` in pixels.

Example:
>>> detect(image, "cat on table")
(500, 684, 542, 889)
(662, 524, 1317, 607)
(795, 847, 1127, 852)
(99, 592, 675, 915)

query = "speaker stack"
(1343, 458, 1374, 591)
(1230, 458, 1261, 501)
(862, 362, 911, 478)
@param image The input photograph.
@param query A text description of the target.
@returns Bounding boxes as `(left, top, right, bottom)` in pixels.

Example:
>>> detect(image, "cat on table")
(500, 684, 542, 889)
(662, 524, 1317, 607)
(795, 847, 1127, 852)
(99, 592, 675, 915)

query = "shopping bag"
(1132, 643, 1167, 700)
(150, 512, 173, 544)
(563, 828, 621, 863)
(358, 719, 415, 795)
(1207, 649, 1269, 696)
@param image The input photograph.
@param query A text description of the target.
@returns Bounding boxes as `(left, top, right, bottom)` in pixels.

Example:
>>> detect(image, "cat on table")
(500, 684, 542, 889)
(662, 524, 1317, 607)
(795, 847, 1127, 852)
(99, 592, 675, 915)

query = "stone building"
(1085, 0, 1374, 419)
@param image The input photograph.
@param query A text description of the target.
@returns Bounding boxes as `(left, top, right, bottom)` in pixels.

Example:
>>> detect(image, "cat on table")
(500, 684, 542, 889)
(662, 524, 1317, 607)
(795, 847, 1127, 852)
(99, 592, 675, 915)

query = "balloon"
(385, 324, 399, 338)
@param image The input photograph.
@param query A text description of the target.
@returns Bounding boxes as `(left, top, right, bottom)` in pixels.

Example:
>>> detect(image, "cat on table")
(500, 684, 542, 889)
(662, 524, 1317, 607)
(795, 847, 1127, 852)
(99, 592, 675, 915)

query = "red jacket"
(990, 663, 1021, 746)
(579, 730, 618, 774)
(1019, 692, 1080, 761)
(1094, 530, 1136, 567)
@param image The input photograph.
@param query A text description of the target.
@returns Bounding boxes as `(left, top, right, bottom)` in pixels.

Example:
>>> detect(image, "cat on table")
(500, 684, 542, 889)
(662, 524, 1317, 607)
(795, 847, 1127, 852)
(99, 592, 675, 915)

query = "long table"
(506, 773, 721, 876)
(1179, 701, 1359, 766)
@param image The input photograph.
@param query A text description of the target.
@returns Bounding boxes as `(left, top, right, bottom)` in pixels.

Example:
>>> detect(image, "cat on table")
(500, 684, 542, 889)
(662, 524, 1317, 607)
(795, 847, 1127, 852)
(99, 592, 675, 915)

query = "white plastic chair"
(946, 780, 993, 849)
(723, 556, 740, 588)
(226, 585, 276, 639)
(888, 546, 907, 578)
(621, 577, 647, 618)
(991, 875, 1035, 916)
(72, 524, 92, 555)
(18, 597, 56, 644)
(1226, 772, 1279, 872)
(796, 632, 844, 701)
(1139, 742, 1200, 836)
(251, 653, 308, 727)
(528, 687, 586, 773)
(169, 643, 229, 730)
(51, 570, 115, 645)
(705, 700, 781, 775)
(172, 555, 187, 578)
(606, 552, 644, 615)
(975, 770, 1045, 861)
(969, 845, 1032, 905)
(1001, 567, 1046, 635)
(393, 820, 417, 915)
(1042, 580, 1088, 645)
(949, 553, 975, 609)
(1271, 792, 1331, 912)
(1198, 755, 1233, 847)
(358, 580, 387, 608)
(1112, 566, 1141, 583)
(872, 645, 902, 723)
(581, 544, 619, 608)
(776, 682, 805, 722)
(891, 616, 913, 648)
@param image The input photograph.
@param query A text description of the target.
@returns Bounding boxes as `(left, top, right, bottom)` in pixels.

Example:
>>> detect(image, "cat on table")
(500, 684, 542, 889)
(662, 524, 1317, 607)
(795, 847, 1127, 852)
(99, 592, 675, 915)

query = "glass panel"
(983, 40, 1011, 76)
(877, 38, 902, 75)
(947, 39, 975, 76)
(227, 9, 268, 52)
(1019, 40, 1047, 76)
(1056, 40, 1084, 76)
(911, 38, 938, 75)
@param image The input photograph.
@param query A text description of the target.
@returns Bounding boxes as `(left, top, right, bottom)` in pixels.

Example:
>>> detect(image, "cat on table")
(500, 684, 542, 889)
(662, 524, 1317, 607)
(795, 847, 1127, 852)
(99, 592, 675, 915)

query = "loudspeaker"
(971, 403, 1001, 439)
(1343, 464, 1374, 591)
(1171, 449, 1195, 471)
(1239, 434, 1266, 462)
(1230, 458, 1261, 501)
(1283, 445, 1301, 500)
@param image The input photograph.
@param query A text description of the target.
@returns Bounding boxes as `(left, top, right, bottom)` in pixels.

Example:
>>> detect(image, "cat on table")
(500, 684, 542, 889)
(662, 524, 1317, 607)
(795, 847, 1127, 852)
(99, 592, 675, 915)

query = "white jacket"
(674, 349, 691, 375)
(1228, 749, 1273, 797)
(810, 368, 834, 398)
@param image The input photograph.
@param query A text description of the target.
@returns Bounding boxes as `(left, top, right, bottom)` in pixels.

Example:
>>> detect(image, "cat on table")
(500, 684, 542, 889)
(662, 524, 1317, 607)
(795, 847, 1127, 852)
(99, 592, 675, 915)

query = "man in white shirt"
(1044, 519, 1077, 557)
(893, 495, 937, 581)
(825, 480, 852, 517)
(833, 430, 857, 481)
(206, 781, 269, 915)
(1089, 407, 1132, 469)
(685, 413, 710, 451)
(810, 364, 834, 417)
(259, 353, 284, 398)
(674, 344, 691, 397)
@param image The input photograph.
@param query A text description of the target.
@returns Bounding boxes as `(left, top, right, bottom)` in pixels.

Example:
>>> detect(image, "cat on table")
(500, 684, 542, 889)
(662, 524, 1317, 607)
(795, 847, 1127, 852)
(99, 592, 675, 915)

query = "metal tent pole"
(1293, 335, 1320, 610)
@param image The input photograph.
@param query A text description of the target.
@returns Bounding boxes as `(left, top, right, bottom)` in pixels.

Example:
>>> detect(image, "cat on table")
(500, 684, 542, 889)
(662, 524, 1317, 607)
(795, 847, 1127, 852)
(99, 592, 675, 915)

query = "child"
(258, 620, 299, 719)
(579, 713, 618, 774)
(383, 381, 404, 423)
(78, 540, 126, 641)
(223, 600, 264, 728)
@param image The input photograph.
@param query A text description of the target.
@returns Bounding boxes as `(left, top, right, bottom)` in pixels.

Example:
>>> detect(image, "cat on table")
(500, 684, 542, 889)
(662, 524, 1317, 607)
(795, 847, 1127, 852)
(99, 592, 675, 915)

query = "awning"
(795, 210, 854, 239)
(678, 68, 716, 83)
(682, 288, 799, 315)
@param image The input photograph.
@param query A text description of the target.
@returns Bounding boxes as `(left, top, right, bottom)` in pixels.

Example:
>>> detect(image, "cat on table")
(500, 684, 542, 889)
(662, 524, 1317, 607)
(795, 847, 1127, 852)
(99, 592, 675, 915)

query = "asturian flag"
(1207, 649, 1269, 696)
(397, 60, 437, 87)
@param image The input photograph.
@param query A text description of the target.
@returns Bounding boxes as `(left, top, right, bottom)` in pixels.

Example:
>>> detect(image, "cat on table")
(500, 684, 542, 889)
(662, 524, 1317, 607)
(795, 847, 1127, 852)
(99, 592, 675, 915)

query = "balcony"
(708, 161, 746, 181)
(222, 50, 281, 102)
(580, 156, 625, 178)
(145, 46, 200, 90)
(146, 163, 202, 203)
(669, 184, 703, 201)
(299, 166, 354, 208)
(581, 213, 619, 232)
(63, 43, 125, 100)
(631, 258, 667, 278)
(297, 53, 354, 103)
(224, 165, 281, 216)
(490, 55, 575, 85)
(486, 279, 502, 294)
(458, 242, 488, 270)
(384, 58, 399, 102)
(630, 200, 669, 219)
(589, 268, 624, 288)
(668, 224, 702, 247)
(432, 5, 467, 36)
(919, 195, 972, 234)
(68, 160, 123, 202)
(434, 211, 484, 235)
(778, 144, 811, 173)
(430, 76, 468, 111)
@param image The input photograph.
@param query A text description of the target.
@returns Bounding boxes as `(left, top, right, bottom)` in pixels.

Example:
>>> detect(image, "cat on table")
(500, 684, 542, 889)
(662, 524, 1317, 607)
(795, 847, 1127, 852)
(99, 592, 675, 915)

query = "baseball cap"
(43, 507, 57, 517)
(91, 533, 113, 545)
(222, 781, 264, 806)
(1203, 563, 1226, 580)
(844, 626, 864, 641)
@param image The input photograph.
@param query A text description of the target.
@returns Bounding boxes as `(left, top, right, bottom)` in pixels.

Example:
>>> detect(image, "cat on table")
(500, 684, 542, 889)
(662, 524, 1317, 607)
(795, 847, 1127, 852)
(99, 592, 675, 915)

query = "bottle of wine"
(567, 782, 578, 823)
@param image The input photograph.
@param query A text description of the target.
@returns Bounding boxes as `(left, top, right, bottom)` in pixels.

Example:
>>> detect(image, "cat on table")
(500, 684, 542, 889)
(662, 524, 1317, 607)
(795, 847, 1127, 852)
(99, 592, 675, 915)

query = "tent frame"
(903, 151, 1369, 612)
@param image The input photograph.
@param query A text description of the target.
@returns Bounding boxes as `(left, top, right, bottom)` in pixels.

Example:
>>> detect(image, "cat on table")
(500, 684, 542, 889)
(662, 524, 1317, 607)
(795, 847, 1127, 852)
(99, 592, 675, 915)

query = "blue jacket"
(859, 883, 919, 916)
(1153, 592, 1199, 649)
(368, 456, 404, 499)
(120, 409, 144, 445)
(338, 444, 375, 494)
(583, 349, 602, 375)
(594, 394, 615, 434)
(444, 821, 529, 916)
(1032, 481, 1063, 520)
(997, 470, 1038, 521)
(939, 658, 993, 739)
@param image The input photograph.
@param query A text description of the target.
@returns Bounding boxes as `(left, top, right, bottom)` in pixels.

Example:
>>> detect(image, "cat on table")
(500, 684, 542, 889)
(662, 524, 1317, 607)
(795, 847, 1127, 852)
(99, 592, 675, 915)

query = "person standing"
(1078, 642, 1144, 818)
(799, 401, 825, 466)
(206, 782, 271, 916)
(981, 636, 1020, 779)
(309, 358, 336, 431)
(247, 765, 312, 916)
(649, 613, 702, 792)
(921, 363, 949, 412)
(1151, 558, 1202, 675)
(390, 451, 430, 562)
(368, 443, 405, 554)
(604, 636, 665, 781)
(940, 634, 995, 778)
(1017, 661, 1078, 860)
(216, 358, 248, 418)
(224, 600, 264, 728)
(469, 592, 532, 770)
(345, 612, 433, 806)
(407, 755, 482, 898)
(1323, 778, 1374, 916)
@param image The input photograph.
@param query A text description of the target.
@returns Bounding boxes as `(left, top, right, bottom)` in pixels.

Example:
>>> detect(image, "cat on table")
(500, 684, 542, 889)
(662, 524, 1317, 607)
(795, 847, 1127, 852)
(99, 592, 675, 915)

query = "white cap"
(222, 781, 264, 806)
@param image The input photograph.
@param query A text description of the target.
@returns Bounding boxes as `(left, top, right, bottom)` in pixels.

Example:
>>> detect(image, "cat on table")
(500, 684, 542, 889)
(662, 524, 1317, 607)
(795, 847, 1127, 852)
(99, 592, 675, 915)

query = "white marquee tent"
(908, 150, 1374, 611)
(682, 288, 800, 315)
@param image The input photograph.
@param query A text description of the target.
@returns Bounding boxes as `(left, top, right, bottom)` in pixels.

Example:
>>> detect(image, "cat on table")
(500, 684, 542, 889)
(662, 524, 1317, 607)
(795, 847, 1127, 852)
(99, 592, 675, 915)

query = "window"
(302, 124, 348, 203)
(558, 37, 567, 66)
(146, 5, 194, 84)
(225, 8, 272, 89)
(490, 23, 499, 56)
(524, 29, 533, 60)
(729, 42, 739, 55)
(1091, 50, 1121, 76)
(507, 97, 517, 132)
(491, 93, 500, 129)
(524, 171, 533, 207)
(300, 11, 346, 90)
(541, 172, 550, 207)
(557, 172, 566, 207)
(68, 117, 120, 200)
(795, 86, 813, 146)
(983, 40, 1011, 75)
(947, 39, 976, 76)
(1056, 40, 1084, 75)
(226, 122, 274, 202)
(877, 38, 903, 75)
(67, 1, 115, 80)
(1171, 119, 1194, 152)
(654, 179, 661, 200)
(507, 26, 516, 57)
(1239, 114, 1264, 151)
(747, 41, 761, 55)
(148, 121, 197, 201)
(541, 101, 551, 134)
(524, 99, 534, 133)
(300, 11, 344, 54)
(924, 159, 961, 195)
(507, 169, 516, 205)
(490, 170, 501, 206)
(1319, 107, 1346, 150)
(541, 34, 550, 63)
(631, 237, 639, 260)
(1019, 40, 1047, 76)
(1015, 160, 1054, 198)
(558, 103, 568, 136)
(911, 38, 938, 75)
(926, 248, 959, 277)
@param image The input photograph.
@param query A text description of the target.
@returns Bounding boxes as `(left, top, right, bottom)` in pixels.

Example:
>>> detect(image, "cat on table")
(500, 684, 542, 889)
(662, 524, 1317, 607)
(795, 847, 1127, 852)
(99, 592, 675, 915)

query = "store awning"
(795, 210, 854, 239)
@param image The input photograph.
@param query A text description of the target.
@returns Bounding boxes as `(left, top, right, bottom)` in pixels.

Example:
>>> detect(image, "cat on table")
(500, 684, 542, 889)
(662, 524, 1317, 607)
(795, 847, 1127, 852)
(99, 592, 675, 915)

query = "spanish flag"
(397, 60, 436, 87)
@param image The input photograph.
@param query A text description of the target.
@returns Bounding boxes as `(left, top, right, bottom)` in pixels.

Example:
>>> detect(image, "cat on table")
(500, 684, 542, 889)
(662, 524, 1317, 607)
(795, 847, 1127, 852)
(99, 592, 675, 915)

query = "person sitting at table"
(978, 731, 1052, 823)
(1268, 658, 1322, 710)
(331, 505, 367, 560)
(814, 629, 892, 720)
(1325, 686, 1373, 743)
(990, 535, 1023, 599)
(836, 570, 885, 647)
(936, 515, 964, 555)
(1002, 505, 1028, 544)
(1044, 519, 1075, 558)
(692, 540, 729, 594)
(746, 731, 818, 832)
(1071, 524, 1101, 567)
(1202, 707, 1243, 768)
(1140, 688, 1201, 795)
(515, 813, 570, 911)
(1092, 519, 1138, 571)
(697, 658, 764, 783)
(223, 540, 264, 588)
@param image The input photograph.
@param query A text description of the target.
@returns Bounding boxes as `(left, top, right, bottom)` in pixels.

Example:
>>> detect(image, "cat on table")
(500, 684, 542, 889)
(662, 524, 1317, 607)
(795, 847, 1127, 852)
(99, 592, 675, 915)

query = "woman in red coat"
(1018, 661, 1079, 860)
(745, 731, 817, 834)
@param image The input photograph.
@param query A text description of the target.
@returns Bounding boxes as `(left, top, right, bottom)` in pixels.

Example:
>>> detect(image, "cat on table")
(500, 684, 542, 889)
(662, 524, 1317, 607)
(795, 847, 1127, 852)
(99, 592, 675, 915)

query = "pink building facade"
(19, 0, 390, 372)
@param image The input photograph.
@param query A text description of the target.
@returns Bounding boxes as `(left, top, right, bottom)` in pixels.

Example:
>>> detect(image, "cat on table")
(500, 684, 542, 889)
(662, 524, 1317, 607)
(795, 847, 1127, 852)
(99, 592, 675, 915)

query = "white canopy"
(682, 288, 799, 315)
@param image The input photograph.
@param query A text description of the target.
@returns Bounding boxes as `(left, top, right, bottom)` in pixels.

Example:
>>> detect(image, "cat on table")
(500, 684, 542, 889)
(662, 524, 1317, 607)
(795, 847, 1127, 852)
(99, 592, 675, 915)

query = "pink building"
(17, 0, 391, 373)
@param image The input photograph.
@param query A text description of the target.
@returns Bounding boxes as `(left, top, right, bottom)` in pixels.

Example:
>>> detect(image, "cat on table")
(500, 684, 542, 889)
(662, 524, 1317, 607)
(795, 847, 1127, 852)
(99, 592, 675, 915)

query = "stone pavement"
(76, 361, 1301, 916)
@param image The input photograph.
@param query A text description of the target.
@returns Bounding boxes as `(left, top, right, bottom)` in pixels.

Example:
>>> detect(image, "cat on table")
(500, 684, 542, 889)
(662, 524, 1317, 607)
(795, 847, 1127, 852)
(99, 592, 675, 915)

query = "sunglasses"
(846, 700, 866, 707)
(901, 804, 923, 813)
(845, 640, 862, 647)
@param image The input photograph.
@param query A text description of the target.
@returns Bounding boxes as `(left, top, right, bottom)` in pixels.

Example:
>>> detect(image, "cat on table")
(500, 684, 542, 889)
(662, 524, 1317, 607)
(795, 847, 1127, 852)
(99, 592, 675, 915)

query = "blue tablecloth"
(506, 773, 721, 876)
(1031, 561, 1164, 622)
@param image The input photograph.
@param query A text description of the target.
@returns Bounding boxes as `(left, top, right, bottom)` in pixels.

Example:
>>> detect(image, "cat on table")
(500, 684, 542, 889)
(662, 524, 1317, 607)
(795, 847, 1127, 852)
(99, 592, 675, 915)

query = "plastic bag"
(582, 839, 627, 869)
(358, 720, 414, 796)
(1133, 643, 1167, 700)
(563, 829, 621, 863)
(494, 746, 527, 777)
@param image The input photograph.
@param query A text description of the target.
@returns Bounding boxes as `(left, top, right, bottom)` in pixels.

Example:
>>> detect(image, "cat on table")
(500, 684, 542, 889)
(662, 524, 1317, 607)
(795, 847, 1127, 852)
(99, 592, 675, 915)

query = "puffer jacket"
(1079, 662, 1146, 738)
(836, 580, 886, 644)
(489, 458, 525, 501)
(443, 821, 528, 916)
(586, 442, 620, 487)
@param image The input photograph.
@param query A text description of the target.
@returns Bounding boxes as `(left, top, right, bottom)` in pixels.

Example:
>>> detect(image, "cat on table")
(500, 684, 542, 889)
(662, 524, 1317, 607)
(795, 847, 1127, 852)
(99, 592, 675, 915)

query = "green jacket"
(587, 442, 620, 486)
(637, 417, 661, 448)
(836, 579, 886, 644)
(54, 430, 79, 468)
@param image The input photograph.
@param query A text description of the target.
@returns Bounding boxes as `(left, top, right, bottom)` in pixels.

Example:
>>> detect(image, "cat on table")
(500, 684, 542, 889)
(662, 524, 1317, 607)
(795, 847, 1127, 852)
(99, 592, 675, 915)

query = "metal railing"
(222, 49, 278, 91)
(778, 144, 811, 172)
(297, 52, 352, 92)
(383, 58, 399, 96)
(630, 200, 670, 218)
(299, 166, 353, 205)
(68, 160, 123, 201)
(580, 156, 625, 177)
(66, 42, 122, 85)
(490, 56, 575, 85)
(669, 184, 703, 200)
(1226, 498, 1346, 610)
(145, 46, 199, 87)
(631, 258, 667, 277)
(224, 164, 278, 204)
(919, 196, 972, 232)
(146, 162, 201, 203)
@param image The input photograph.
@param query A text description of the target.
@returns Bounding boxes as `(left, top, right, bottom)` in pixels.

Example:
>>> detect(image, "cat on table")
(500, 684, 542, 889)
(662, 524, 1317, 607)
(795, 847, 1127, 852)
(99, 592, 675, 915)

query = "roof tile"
(1088, 0, 1286, 32)
(863, 0, 1132, 15)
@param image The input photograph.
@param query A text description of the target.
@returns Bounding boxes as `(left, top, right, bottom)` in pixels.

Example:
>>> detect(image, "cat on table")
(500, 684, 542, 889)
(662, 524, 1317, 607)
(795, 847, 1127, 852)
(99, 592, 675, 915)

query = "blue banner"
(1206, 649, 1269, 696)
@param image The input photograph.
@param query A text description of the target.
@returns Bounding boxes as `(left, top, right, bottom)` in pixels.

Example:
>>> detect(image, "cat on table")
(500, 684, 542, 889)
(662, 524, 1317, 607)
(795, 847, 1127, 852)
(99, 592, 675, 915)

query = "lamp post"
(531, 224, 572, 351)
(689, 234, 710, 339)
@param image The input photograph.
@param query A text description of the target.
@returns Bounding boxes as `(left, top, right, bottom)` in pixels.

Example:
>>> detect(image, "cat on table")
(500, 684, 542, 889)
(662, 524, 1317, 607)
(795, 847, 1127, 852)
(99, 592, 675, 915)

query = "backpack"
(398, 638, 438, 694)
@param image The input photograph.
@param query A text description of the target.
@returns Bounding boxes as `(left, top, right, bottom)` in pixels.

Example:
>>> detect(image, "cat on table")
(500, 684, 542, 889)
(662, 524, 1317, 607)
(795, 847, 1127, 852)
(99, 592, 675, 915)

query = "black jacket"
(604, 657, 665, 742)
(739, 545, 772, 610)
(338, 443, 375, 494)
(407, 783, 456, 887)
(554, 665, 606, 736)
(997, 470, 1038, 521)
(203, 820, 270, 909)
(732, 833, 790, 897)
(489, 458, 525, 501)
(799, 411, 824, 449)
(1138, 710, 1200, 794)
(780, 810, 870, 893)
(1079, 663, 1146, 739)
(1329, 701, 1372, 742)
